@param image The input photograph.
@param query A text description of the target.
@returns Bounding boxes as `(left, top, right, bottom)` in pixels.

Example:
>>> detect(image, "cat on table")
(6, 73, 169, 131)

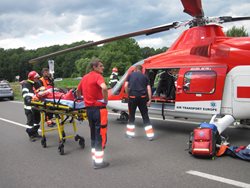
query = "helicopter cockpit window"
(183, 71, 216, 94)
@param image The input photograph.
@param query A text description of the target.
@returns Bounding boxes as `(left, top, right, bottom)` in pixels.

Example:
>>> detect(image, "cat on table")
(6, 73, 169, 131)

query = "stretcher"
(31, 98, 87, 155)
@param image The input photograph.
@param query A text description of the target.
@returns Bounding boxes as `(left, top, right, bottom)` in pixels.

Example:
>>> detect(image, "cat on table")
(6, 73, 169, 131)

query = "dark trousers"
(25, 108, 41, 136)
(86, 107, 108, 151)
(128, 97, 151, 125)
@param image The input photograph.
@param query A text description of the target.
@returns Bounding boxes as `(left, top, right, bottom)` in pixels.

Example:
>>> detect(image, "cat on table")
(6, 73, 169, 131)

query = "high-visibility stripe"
(193, 148, 210, 151)
(23, 93, 34, 98)
(129, 95, 146, 98)
(92, 148, 96, 160)
(127, 124, 135, 129)
(126, 132, 135, 136)
(145, 125, 153, 131)
(144, 125, 154, 138)
(22, 88, 29, 92)
(146, 132, 154, 138)
(24, 105, 32, 110)
(95, 151, 104, 164)
(109, 79, 119, 83)
(126, 124, 135, 136)
(126, 131, 135, 136)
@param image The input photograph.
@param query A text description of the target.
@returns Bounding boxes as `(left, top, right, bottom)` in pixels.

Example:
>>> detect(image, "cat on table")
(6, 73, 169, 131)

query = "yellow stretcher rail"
(31, 100, 87, 155)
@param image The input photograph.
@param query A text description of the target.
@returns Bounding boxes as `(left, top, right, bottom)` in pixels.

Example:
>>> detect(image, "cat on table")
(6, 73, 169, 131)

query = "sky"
(1, 0, 250, 50)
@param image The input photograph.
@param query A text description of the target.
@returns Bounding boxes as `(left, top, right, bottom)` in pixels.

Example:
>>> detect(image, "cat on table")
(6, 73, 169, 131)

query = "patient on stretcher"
(32, 87, 85, 109)
(33, 87, 107, 110)
(34, 87, 77, 100)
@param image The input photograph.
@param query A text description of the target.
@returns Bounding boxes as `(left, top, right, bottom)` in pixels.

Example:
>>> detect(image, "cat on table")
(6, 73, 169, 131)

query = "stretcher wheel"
(41, 137, 47, 148)
(75, 134, 80, 141)
(79, 138, 85, 149)
(58, 143, 64, 155)
(62, 131, 66, 138)
(62, 131, 66, 143)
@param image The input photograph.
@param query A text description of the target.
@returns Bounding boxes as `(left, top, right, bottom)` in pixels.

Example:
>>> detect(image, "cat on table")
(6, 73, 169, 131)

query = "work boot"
(93, 161, 110, 169)
(33, 132, 42, 138)
(26, 128, 35, 142)
(29, 135, 36, 142)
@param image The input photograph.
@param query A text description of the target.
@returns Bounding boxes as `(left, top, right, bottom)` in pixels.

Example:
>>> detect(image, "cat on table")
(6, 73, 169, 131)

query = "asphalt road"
(0, 100, 249, 188)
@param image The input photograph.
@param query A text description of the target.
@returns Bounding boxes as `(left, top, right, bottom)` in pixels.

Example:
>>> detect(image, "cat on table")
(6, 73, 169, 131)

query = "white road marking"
(0, 117, 30, 129)
(9, 101, 23, 104)
(0, 117, 41, 132)
(186, 170, 250, 188)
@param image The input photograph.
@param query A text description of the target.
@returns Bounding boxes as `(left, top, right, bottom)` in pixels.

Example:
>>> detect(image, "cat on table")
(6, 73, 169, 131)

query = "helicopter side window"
(183, 71, 216, 94)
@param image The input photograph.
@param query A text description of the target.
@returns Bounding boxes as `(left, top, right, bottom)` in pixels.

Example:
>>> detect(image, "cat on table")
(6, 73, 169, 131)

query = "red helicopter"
(30, 0, 250, 134)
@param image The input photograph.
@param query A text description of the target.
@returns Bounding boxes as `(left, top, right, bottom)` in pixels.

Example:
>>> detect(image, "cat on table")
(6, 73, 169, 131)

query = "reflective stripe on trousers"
(144, 125, 154, 138)
(126, 124, 135, 136)
(95, 150, 104, 164)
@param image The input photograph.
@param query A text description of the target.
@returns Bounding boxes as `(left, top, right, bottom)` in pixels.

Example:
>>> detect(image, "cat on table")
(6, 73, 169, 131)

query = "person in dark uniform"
(156, 69, 176, 99)
(109, 67, 119, 88)
(124, 65, 155, 141)
(77, 58, 109, 169)
(21, 71, 41, 142)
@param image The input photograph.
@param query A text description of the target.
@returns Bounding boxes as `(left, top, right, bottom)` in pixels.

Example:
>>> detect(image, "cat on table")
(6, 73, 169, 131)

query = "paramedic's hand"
(147, 99, 151, 107)
(77, 96, 83, 100)
(104, 100, 108, 105)
(98, 99, 108, 105)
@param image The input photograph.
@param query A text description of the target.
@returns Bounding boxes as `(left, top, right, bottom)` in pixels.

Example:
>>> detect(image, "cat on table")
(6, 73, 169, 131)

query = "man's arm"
(100, 83, 108, 103)
(124, 81, 129, 94)
(76, 79, 83, 98)
(147, 85, 152, 106)
(76, 89, 82, 98)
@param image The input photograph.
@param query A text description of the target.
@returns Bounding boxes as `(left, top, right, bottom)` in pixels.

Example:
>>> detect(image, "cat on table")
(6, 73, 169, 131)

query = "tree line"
(0, 38, 167, 82)
(0, 26, 247, 82)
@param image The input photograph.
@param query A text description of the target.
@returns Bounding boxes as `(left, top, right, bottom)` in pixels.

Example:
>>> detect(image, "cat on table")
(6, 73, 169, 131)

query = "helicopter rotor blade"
(181, 0, 204, 18)
(219, 16, 250, 23)
(29, 22, 179, 64)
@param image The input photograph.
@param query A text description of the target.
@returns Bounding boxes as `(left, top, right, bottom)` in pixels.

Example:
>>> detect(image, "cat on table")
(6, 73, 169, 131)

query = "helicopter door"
(175, 66, 227, 115)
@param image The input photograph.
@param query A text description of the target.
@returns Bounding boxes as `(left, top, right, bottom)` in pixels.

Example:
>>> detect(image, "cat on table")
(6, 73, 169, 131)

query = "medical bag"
(189, 126, 217, 158)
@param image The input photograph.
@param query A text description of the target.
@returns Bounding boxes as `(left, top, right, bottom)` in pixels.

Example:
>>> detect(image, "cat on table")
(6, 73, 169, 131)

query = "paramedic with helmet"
(77, 59, 109, 169)
(21, 71, 41, 142)
(109, 67, 119, 88)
